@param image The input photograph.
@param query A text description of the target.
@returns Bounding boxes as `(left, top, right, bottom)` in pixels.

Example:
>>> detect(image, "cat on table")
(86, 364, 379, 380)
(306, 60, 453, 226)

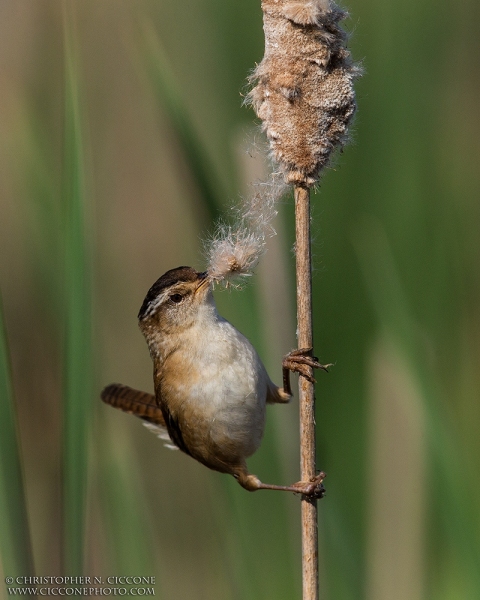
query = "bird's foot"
(282, 348, 332, 384)
(236, 470, 327, 499)
(291, 471, 326, 500)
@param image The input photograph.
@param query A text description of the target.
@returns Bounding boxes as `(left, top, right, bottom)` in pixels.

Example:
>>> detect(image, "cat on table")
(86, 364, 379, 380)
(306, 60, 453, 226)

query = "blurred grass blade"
(62, 6, 92, 575)
(353, 217, 480, 595)
(98, 424, 158, 578)
(139, 22, 226, 221)
(0, 295, 35, 581)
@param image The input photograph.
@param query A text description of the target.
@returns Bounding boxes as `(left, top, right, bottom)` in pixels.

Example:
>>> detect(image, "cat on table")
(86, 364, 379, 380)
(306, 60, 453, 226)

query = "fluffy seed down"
(206, 175, 285, 284)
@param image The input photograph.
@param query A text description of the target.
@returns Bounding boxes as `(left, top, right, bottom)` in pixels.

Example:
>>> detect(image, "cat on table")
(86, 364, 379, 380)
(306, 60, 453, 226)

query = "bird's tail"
(101, 383, 166, 427)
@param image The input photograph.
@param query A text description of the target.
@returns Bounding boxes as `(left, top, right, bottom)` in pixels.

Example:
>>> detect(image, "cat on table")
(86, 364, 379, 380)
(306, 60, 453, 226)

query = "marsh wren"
(102, 266, 327, 498)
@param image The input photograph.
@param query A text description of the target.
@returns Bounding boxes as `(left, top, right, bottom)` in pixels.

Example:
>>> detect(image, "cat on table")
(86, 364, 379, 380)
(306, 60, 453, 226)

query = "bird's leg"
(282, 347, 332, 396)
(235, 467, 326, 500)
(233, 350, 331, 499)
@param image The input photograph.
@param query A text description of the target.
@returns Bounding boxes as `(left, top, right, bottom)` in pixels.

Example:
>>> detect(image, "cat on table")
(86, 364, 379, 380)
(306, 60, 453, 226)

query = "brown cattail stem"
(294, 185, 319, 600)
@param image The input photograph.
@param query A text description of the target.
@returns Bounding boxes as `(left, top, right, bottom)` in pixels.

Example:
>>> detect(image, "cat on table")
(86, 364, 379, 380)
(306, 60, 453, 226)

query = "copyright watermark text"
(4, 576, 156, 596)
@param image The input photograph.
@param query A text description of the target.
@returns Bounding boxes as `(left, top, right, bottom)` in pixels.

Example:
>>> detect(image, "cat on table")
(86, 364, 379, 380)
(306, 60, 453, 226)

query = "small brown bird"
(101, 266, 327, 498)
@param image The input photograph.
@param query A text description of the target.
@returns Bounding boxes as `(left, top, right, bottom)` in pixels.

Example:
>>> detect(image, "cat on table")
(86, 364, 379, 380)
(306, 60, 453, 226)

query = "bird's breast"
(157, 318, 268, 462)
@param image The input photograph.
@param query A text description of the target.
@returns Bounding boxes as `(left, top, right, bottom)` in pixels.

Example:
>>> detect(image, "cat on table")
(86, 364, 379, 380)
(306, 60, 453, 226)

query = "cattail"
(203, 4, 361, 598)
(248, 0, 362, 186)
(244, 3, 362, 597)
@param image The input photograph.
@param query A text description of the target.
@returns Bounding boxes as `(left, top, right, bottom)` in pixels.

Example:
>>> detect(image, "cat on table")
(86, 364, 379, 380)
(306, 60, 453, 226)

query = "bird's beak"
(195, 272, 211, 294)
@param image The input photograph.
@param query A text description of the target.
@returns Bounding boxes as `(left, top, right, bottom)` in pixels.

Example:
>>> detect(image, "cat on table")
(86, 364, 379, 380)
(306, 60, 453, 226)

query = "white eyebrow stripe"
(143, 290, 170, 317)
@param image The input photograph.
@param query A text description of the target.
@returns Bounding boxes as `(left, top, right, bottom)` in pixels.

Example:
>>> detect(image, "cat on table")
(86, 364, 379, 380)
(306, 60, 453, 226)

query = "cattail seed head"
(248, 0, 362, 186)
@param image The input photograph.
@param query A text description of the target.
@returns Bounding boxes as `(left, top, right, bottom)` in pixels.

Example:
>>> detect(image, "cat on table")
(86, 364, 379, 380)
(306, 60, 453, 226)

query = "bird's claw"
(292, 471, 326, 500)
(282, 348, 332, 383)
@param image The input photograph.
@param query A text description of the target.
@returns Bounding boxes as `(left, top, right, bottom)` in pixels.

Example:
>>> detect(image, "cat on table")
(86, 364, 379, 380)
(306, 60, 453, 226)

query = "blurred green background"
(1, 0, 479, 599)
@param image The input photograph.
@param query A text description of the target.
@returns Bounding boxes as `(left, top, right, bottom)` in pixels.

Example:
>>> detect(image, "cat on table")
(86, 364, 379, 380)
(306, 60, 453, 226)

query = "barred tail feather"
(101, 383, 177, 448)
(101, 383, 166, 427)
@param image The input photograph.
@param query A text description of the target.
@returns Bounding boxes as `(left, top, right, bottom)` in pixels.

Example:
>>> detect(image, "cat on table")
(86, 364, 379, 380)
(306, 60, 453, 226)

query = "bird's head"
(138, 267, 214, 337)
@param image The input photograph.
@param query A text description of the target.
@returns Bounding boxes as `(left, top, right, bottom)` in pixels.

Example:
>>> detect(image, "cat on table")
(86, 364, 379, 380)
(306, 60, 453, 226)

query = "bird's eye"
(169, 293, 184, 304)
